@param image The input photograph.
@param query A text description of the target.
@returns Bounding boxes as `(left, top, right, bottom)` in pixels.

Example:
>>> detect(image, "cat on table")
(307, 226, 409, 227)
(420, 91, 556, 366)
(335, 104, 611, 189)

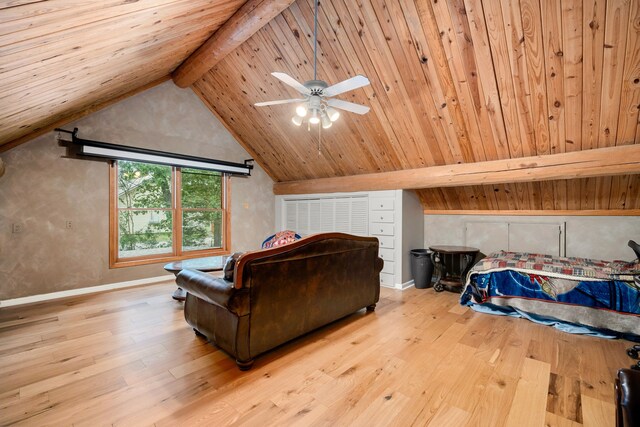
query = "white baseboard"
(0, 274, 175, 308)
(380, 279, 415, 290)
(399, 279, 415, 290)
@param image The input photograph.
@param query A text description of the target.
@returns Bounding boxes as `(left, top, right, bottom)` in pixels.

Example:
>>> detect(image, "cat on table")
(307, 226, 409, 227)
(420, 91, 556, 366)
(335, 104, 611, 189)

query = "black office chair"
(629, 240, 640, 260)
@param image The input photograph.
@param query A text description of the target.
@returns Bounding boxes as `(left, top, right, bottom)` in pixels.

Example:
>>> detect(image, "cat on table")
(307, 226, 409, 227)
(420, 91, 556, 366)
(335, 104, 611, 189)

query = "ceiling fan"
(254, 0, 371, 129)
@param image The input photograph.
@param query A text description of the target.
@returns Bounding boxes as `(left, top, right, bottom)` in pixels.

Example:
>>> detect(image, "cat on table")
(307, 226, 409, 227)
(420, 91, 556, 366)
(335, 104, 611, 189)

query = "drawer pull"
(380, 216, 384, 220)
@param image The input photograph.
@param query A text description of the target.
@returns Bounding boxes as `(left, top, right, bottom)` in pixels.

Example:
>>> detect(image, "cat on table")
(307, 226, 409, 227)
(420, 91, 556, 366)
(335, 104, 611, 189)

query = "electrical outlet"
(65, 221, 72, 229)
(12, 223, 23, 234)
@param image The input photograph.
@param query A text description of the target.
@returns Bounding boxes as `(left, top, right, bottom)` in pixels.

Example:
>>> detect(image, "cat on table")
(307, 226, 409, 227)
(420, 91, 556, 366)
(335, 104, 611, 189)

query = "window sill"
(110, 248, 229, 269)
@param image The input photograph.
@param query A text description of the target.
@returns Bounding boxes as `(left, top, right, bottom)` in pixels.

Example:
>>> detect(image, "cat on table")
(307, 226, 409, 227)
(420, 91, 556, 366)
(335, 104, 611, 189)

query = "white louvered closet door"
(285, 201, 297, 231)
(350, 197, 369, 236)
(334, 199, 350, 233)
(320, 199, 334, 232)
(297, 200, 309, 235)
(309, 200, 322, 234)
(282, 196, 369, 237)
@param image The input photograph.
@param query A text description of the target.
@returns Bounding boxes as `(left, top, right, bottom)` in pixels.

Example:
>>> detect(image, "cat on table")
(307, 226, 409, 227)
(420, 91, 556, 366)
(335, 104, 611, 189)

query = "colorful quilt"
(461, 251, 640, 339)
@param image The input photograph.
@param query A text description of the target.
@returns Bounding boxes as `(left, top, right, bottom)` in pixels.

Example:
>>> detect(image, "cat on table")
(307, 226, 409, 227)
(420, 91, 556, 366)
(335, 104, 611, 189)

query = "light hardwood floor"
(0, 281, 632, 426)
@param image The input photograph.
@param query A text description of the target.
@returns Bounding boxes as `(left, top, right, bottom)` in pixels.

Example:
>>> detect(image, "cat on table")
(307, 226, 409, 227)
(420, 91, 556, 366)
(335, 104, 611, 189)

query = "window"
(109, 160, 229, 267)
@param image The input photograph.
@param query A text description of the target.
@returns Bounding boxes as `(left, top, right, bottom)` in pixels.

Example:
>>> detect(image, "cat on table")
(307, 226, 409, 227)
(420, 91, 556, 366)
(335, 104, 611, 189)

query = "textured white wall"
(424, 214, 640, 261)
(0, 82, 275, 300)
(401, 190, 425, 283)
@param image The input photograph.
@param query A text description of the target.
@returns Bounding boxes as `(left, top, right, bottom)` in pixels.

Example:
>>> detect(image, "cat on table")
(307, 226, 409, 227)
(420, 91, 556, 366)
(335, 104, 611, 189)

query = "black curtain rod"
(56, 127, 254, 176)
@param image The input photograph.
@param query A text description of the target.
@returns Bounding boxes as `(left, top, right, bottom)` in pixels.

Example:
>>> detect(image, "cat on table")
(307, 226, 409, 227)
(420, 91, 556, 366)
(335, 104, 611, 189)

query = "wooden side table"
(164, 256, 226, 301)
(428, 245, 480, 293)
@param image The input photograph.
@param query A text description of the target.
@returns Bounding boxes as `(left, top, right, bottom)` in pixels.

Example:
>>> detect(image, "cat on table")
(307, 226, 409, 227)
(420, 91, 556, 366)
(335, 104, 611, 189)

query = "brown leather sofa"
(176, 233, 384, 370)
(616, 368, 640, 427)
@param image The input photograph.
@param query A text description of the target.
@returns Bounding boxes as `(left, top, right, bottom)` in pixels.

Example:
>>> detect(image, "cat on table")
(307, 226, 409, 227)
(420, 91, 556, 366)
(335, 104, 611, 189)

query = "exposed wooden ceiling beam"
(273, 145, 640, 195)
(424, 209, 640, 216)
(172, 0, 296, 88)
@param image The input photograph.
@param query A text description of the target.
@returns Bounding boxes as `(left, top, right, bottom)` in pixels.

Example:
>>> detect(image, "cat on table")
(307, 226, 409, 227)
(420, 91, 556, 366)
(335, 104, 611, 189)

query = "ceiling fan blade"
(326, 98, 370, 115)
(323, 75, 370, 97)
(254, 98, 306, 107)
(271, 72, 311, 95)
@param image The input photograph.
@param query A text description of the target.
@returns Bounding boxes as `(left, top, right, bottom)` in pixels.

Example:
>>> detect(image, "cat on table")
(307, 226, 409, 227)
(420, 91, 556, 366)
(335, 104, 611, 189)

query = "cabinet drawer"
(378, 248, 395, 262)
(381, 259, 394, 275)
(370, 198, 394, 211)
(370, 223, 394, 236)
(371, 211, 394, 223)
(380, 272, 395, 287)
(377, 235, 394, 249)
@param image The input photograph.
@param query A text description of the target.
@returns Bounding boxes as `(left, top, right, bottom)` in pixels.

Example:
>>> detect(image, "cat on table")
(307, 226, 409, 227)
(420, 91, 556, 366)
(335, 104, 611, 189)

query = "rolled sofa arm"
(375, 256, 384, 274)
(176, 269, 248, 316)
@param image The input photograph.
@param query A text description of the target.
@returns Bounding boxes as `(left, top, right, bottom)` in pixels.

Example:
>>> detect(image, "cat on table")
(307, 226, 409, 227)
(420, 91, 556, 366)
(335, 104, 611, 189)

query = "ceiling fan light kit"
(254, 0, 371, 130)
(326, 107, 340, 122)
(309, 109, 321, 125)
(295, 104, 307, 117)
(291, 115, 303, 126)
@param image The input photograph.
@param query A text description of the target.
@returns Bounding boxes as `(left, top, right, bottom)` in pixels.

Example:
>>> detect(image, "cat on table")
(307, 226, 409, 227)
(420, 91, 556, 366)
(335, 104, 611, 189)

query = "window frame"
(109, 161, 230, 268)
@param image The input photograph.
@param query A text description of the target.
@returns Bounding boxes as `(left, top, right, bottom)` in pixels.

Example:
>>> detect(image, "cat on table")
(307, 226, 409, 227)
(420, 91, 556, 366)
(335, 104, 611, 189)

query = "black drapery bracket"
(54, 127, 78, 143)
(55, 128, 253, 176)
(244, 159, 255, 176)
(56, 127, 82, 159)
(54, 127, 78, 136)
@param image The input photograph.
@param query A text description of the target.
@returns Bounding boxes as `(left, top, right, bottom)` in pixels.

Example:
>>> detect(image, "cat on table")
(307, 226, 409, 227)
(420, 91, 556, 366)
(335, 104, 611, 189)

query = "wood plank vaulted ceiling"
(0, 0, 245, 148)
(1, 0, 639, 211)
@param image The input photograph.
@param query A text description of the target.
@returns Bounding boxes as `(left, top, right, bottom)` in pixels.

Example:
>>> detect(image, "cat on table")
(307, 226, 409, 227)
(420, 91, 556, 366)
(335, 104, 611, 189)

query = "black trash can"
(410, 249, 434, 289)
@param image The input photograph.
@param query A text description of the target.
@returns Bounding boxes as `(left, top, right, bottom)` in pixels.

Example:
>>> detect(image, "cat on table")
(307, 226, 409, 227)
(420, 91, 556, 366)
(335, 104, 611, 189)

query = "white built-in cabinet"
(276, 190, 424, 289)
(369, 193, 397, 287)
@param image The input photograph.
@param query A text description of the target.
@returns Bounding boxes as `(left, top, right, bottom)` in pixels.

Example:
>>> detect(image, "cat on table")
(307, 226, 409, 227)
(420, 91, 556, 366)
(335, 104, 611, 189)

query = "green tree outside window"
(115, 161, 226, 260)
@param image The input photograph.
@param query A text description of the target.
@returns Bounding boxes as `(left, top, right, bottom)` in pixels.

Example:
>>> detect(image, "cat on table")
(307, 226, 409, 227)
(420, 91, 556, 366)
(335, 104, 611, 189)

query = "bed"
(460, 249, 640, 340)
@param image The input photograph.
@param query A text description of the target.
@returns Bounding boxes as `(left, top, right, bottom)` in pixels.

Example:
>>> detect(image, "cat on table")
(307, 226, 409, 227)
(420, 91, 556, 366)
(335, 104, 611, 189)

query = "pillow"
(261, 230, 301, 249)
(223, 252, 243, 281)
